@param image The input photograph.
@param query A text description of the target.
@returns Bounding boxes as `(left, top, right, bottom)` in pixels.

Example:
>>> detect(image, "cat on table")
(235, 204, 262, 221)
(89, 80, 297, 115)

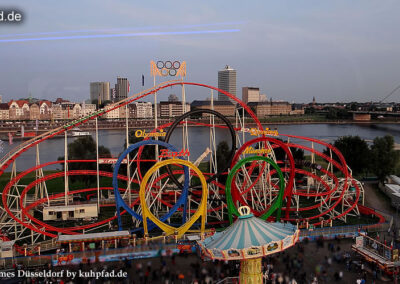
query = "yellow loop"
(139, 159, 208, 237)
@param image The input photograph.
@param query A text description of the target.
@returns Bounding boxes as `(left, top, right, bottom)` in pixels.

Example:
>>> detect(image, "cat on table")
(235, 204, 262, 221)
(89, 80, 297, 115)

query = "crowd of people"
(1, 237, 393, 284)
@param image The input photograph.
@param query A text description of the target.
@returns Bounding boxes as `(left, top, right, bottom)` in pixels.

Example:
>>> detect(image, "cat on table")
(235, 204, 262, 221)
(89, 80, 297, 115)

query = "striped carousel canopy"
(198, 206, 299, 260)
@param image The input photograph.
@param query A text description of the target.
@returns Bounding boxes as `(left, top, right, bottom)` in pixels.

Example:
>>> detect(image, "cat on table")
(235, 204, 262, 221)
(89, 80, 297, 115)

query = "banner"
(98, 158, 127, 164)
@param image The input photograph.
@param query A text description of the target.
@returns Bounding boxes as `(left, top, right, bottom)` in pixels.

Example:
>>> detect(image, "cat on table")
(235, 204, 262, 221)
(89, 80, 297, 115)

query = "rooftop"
(191, 100, 235, 107)
(58, 230, 130, 242)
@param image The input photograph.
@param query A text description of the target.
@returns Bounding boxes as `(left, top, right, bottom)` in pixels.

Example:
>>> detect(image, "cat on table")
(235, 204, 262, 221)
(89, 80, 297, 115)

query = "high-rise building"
(218, 65, 237, 103)
(90, 82, 110, 104)
(115, 77, 130, 102)
(242, 87, 260, 103)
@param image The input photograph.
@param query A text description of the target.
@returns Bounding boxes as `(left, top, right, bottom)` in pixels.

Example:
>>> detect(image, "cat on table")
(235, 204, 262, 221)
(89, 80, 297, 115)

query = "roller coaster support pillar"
(64, 131, 69, 206)
(96, 117, 100, 209)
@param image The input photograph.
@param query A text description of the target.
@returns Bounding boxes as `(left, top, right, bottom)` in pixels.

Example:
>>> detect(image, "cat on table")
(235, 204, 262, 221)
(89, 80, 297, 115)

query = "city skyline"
(0, 1, 400, 104)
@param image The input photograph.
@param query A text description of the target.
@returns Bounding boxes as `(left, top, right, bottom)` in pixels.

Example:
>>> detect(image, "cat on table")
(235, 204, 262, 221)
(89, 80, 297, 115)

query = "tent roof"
(200, 216, 297, 251)
(58, 231, 130, 242)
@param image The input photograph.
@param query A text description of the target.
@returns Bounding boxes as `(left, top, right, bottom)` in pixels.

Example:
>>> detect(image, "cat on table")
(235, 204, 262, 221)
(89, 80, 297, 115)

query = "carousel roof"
(201, 214, 297, 250)
(198, 206, 299, 260)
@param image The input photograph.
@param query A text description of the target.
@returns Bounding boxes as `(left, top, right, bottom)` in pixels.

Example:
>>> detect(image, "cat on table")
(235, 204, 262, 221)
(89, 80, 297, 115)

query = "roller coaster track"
(0, 79, 377, 256)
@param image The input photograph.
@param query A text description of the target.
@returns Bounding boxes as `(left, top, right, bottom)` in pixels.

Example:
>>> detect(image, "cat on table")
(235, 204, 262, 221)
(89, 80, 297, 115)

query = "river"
(1, 123, 400, 172)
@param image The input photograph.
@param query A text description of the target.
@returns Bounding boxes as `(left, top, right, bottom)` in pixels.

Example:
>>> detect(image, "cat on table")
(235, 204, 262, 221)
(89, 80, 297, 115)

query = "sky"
(0, 0, 400, 104)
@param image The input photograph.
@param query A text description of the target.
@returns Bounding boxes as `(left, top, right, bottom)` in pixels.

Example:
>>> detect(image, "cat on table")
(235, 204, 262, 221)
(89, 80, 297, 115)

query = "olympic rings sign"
(151, 60, 186, 77)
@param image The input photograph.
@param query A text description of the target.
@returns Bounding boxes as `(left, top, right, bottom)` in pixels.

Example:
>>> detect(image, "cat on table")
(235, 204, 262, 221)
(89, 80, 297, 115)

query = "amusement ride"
(0, 60, 381, 258)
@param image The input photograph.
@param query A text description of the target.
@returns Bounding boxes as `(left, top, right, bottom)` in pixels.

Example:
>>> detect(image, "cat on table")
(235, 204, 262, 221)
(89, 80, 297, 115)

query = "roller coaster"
(0, 78, 378, 256)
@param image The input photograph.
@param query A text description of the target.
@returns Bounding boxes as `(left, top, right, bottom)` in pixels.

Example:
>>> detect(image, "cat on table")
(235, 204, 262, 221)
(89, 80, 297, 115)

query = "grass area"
(0, 170, 59, 192)
(0, 170, 115, 197)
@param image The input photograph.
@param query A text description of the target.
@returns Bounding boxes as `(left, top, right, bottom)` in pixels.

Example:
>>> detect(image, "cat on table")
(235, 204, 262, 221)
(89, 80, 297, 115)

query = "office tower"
(90, 82, 110, 104)
(115, 77, 130, 102)
(218, 65, 237, 103)
(110, 88, 116, 102)
(242, 87, 260, 103)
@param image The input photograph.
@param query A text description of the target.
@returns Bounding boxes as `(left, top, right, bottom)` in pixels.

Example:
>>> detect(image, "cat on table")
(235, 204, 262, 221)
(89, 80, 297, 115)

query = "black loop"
(156, 61, 165, 69)
(169, 68, 177, 76)
(164, 109, 236, 189)
(164, 61, 173, 69)
(173, 61, 181, 69)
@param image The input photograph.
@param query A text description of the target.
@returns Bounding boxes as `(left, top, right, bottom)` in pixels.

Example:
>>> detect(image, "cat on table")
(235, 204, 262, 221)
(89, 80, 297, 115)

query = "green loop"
(225, 156, 286, 224)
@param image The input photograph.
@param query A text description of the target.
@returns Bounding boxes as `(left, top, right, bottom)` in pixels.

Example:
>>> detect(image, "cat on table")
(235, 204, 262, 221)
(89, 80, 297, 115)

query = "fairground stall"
(57, 231, 131, 252)
(352, 233, 400, 282)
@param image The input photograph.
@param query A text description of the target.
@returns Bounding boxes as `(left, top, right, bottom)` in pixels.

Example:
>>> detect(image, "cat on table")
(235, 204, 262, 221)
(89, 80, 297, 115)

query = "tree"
(350, 103, 358, 111)
(58, 136, 112, 185)
(304, 107, 316, 114)
(326, 107, 350, 119)
(91, 99, 98, 107)
(99, 100, 112, 109)
(323, 136, 371, 176)
(118, 131, 161, 176)
(216, 141, 230, 183)
(370, 135, 399, 181)
(266, 138, 304, 163)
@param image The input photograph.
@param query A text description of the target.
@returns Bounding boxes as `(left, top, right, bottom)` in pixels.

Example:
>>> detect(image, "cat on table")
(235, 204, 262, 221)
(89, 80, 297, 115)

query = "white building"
(134, 102, 153, 118)
(242, 87, 260, 103)
(81, 103, 97, 116)
(104, 104, 120, 119)
(43, 204, 98, 221)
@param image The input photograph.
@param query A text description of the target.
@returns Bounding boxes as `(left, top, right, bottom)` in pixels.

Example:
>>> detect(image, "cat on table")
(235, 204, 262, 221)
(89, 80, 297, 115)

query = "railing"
(300, 221, 391, 238)
(26, 239, 59, 253)
(1, 242, 182, 269)
(216, 277, 239, 284)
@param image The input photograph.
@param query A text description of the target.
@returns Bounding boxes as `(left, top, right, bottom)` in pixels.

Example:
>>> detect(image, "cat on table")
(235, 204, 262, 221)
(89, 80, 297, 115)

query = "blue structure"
(112, 139, 189, 231)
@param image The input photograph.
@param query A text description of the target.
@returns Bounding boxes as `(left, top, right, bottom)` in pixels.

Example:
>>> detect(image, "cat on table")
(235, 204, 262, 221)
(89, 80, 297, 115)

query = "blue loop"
(112, 139, 189, 231)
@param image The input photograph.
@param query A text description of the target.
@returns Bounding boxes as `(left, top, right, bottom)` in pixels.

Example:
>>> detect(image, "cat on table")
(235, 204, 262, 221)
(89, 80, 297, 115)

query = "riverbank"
(1, 117, 400, 134)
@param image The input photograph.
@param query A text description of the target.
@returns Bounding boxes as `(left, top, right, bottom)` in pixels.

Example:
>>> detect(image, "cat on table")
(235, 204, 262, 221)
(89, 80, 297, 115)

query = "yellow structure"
(139, 159, 207, 237)
(240, 258, 263, 284)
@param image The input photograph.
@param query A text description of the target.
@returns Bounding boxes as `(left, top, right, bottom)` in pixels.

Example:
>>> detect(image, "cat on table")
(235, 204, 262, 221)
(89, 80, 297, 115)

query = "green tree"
(350, 103, 358, 111)
(118, 131, 162, 176)
(370, 135, 400, 181)
(216, 141, 230, 183)
(326, 107, 350, 119)
(326, 108, 338, 119)
(323, 136, 371, 176)
(304, 107, 316, 114)
(99, 100, 112, 109)
(91, 99, 98, 107)
(58, 136, 112, 185)
(266, 138, 304, 163)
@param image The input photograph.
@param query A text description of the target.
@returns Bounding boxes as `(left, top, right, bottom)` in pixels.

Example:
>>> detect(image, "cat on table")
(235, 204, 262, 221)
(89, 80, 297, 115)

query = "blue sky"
(0, 0, 400, 103)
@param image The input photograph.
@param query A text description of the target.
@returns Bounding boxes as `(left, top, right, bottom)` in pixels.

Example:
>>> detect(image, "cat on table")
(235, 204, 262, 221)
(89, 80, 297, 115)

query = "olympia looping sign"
(150, 60, 186, 78)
